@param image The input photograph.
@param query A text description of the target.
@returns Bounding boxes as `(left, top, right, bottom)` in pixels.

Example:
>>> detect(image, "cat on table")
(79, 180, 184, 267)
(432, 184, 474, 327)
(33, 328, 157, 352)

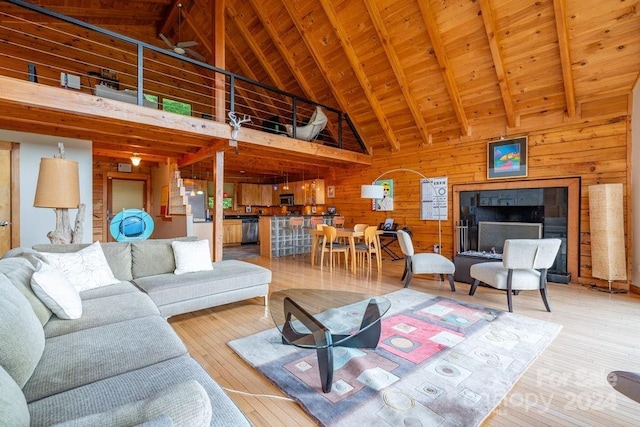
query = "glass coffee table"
(269, 289, 391, 393)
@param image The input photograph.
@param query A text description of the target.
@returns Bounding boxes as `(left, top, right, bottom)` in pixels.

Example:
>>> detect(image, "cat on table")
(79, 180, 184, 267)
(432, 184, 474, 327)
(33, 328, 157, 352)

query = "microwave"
(279, 193, 295, 206)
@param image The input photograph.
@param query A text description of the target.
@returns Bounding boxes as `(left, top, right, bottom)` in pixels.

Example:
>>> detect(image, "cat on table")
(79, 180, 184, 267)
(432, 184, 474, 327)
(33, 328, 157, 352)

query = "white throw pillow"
(31, 261, 82, 320)
(172, 240, 213, 275)
(41, 241, 120, 292)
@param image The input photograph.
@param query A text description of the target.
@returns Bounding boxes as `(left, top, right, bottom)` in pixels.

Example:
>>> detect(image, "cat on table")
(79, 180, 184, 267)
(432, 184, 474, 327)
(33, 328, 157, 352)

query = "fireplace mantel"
(452, 177, 580, 282)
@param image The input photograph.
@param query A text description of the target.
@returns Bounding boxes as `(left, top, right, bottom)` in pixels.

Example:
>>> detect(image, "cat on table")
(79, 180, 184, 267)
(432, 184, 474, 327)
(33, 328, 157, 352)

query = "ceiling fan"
(159, 3, 206, 62)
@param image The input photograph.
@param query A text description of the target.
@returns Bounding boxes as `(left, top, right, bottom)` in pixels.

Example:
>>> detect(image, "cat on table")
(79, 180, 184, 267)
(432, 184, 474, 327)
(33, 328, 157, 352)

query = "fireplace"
(453, 178, 580, 283)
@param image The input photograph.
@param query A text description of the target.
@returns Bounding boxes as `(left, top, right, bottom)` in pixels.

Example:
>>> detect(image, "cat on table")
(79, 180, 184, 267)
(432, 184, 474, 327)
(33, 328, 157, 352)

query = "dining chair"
(320, 226, 349, 271)
(396, 230, 455, 291)
(355, 225, 382, 273)
(333, 216, 345, 228)
(469, 238, 561, 312)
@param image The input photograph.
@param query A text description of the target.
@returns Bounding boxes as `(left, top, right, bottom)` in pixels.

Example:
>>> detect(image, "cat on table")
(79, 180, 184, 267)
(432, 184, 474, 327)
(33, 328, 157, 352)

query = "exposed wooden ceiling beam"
(478, 0, 517, 128)
(225, 36, 281, 117)
(317, 0, 400, 151)
(93, 148, 169, 164)
(182, 1, 213, 55)
(279, 0, 373, 154)
(245, 0, 340, 142)
(178, 140, 231, 167)
(225, 3, 288, 90)
(364, 1, 432, 145)
(157, 0, 182, 41)
(418, 2, 470, 136)
(553, 0, 577, 118)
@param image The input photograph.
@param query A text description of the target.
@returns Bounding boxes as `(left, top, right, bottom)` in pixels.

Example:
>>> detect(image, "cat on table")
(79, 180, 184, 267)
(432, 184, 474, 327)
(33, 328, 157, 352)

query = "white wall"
(0, 130, 93, 247)
(633, 81, 640, 286)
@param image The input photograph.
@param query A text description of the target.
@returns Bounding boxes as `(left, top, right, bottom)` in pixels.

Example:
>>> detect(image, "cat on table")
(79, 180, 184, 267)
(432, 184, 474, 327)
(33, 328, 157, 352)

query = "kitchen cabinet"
(238, 183, 260, 206)
(223, 219, 242, 245)
(238, 183, 274, 206)
(309, 179, 325, 205)
(293, 180, 305, 205)
(260, 185, 273, 206)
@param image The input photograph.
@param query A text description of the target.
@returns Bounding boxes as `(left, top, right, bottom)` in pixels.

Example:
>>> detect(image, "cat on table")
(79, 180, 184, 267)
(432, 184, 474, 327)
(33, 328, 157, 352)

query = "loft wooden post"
(212, 0, 226, 122)
(212, 151, 224, 261)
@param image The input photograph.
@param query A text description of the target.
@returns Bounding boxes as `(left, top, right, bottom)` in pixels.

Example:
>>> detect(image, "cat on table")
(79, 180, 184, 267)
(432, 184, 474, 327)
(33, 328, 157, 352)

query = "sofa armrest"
(52, 380, 211, 427)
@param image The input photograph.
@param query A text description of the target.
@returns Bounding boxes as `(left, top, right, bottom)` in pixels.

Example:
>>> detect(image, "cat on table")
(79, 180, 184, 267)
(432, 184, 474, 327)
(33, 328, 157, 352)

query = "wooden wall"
(329, 93, 631, 289)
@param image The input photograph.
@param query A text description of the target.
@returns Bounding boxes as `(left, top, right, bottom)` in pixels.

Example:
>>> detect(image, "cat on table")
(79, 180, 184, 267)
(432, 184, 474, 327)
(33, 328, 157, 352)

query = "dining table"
(309, 228, 383, 274)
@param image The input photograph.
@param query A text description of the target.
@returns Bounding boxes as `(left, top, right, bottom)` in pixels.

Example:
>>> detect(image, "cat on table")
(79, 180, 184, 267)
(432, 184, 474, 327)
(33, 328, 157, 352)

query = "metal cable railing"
(1, 0, 367, 153)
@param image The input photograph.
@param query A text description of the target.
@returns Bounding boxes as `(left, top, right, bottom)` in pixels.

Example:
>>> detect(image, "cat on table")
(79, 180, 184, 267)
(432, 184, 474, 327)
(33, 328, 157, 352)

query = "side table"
(453, 252, 503, 284)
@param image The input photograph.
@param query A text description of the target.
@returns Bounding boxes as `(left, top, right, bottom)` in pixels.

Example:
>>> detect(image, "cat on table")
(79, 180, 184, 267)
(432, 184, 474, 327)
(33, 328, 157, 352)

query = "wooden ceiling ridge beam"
(363, 1, 432, 145)
(552, 0, 577, 118)
(478, 0, 518, 128)
(317, 0, 400, 151)
(417, 2, 470, 136)
(279, 0, 374, 154)
(245, 0, 340, 143)
(225, 3, 288, 90)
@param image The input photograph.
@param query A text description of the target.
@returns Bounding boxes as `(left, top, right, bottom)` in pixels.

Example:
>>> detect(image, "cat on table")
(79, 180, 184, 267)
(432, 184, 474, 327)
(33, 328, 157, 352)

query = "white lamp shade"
(130, 154, 141, 166)
(34, 157, 80, 208)
(361, 184, 384, 199)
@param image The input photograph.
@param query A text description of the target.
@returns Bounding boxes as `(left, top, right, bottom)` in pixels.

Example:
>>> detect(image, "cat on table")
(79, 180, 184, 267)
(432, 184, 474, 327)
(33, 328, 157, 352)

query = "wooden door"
(105, 172, 150, 242)
(0, 142, 12, 253)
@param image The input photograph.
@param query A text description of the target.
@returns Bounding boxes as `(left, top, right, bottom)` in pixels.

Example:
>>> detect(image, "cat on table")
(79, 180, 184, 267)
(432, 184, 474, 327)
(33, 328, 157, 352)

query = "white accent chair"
(285, 106, 328, 141)
(469, 238, 561, 312)
(396, 230, 455, 291)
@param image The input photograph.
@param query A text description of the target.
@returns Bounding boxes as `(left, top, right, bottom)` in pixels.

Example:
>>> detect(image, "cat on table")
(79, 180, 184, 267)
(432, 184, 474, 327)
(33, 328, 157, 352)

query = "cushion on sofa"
(23, 316, 188, 402)
(0, 274, 45, 387)
(41, 242, 120, 292)
(79, 281, 140, 300)
(33, 242, 134, 282)
(31, 261, 82, 320)
(131, 237, 197, 279)
(171, 240, 213, 275)
(0, 256, 52, 326)
(51, 380, 212, 427)
(133, 260, 271, 307)
(44, 291, 160, 338)
(28, 355, 251, 427)
(0, 365, 30, 427)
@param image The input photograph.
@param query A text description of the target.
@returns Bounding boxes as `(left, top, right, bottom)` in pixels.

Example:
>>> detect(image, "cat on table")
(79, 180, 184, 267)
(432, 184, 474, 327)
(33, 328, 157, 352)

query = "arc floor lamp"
(361, 168, 443, 253)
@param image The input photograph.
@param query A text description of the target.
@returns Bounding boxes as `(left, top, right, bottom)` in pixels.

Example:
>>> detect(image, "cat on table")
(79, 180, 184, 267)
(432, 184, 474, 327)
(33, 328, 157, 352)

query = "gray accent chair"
(607, 371, 640, 404)
(396, 230, 455, 291)
(469, 238, 561, 312)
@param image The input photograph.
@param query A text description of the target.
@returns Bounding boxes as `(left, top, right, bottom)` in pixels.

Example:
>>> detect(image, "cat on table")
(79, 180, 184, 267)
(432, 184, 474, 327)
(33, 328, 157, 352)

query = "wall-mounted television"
(477, 221, 542, 254)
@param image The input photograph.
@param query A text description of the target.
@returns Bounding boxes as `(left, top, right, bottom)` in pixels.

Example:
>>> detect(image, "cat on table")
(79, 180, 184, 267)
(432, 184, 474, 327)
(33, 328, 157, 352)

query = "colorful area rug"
(228, 289, 561, 426)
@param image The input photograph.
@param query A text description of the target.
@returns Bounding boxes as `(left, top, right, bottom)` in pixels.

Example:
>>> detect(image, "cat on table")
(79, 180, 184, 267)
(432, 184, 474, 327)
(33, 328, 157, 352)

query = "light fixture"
(361, 168, 443, 253)
(283, 172, 289, 190)
(130, 153, 141, 166)
(34, 143, 85, 244)
(589, 183, 627, 293)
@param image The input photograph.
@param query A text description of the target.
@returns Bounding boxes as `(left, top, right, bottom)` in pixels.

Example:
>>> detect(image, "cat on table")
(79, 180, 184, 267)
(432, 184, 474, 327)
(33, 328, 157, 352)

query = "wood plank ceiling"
(3, 0, 639, 180)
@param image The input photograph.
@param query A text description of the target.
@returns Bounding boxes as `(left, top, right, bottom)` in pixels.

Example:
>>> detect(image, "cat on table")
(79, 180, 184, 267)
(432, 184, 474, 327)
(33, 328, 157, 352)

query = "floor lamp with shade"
(588, 183, 627, 293)
(361, 168, 444, 253)
(33, 143, 86, 244)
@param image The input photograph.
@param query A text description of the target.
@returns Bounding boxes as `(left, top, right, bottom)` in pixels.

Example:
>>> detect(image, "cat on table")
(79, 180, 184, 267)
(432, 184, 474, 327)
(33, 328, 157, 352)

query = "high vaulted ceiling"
(4, 0, 640, 177)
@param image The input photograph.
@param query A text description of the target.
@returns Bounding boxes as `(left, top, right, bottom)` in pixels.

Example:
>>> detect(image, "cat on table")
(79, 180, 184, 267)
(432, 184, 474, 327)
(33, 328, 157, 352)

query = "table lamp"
(33, 143, 85, 244)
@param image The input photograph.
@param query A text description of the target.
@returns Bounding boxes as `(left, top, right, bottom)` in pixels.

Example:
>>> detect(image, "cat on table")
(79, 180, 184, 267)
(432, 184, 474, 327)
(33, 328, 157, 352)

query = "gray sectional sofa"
(0, 237, 272, 426)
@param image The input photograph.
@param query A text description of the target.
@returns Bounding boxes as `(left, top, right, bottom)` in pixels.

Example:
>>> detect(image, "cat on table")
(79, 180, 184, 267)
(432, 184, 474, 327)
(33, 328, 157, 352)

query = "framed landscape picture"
(487, 136, 528, 179)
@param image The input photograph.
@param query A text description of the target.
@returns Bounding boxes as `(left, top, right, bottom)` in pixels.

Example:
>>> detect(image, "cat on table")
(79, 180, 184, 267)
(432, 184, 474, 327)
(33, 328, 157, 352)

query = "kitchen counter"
(259, 215, 335, 258)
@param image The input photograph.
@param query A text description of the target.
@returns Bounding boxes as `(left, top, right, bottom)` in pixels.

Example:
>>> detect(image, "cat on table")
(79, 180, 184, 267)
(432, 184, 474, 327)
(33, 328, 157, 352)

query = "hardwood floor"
(169, 255, 640, 426)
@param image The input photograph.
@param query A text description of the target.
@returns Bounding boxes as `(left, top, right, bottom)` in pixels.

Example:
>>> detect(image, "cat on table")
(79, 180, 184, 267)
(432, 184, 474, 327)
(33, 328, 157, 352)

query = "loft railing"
(0, 0, 367, 153)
